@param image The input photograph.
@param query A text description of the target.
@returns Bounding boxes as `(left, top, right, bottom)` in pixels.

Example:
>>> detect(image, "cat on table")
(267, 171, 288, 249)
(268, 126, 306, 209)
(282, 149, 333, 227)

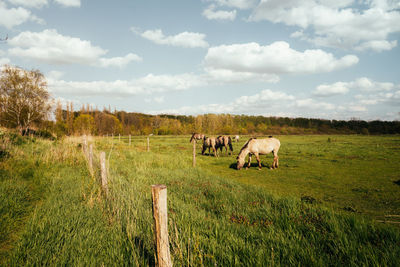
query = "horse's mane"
(238, 138, 256, 155)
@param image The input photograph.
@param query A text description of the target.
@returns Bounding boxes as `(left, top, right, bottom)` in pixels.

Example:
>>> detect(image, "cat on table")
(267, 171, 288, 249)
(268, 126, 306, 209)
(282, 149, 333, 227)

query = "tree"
(94, 113, 122, 135)
(74, 114, 95, 135)
(54, 100, 67, 137)
(0, 65, 51, 134)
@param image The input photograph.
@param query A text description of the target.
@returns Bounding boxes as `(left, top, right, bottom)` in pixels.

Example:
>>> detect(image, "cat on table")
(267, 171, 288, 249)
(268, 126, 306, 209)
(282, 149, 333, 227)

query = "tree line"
(1, 65, 399, 137)
(50, 104, 400, 136)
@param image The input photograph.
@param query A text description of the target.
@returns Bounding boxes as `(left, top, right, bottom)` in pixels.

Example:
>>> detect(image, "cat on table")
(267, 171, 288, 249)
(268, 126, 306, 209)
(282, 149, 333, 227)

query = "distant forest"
(48, 103, 400, 137)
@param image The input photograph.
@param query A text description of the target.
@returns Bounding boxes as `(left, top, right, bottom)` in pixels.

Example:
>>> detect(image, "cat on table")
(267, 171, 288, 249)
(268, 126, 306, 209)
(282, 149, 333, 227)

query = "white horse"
(236, 137, 280, 170)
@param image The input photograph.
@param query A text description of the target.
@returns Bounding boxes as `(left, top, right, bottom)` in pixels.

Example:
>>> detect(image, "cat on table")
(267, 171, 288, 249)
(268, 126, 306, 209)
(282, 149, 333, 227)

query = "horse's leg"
(255, 153, 261, 170)
(274, 154, 279, 169)
(246, 154, 252, 169)
(272, 151, 279, 169)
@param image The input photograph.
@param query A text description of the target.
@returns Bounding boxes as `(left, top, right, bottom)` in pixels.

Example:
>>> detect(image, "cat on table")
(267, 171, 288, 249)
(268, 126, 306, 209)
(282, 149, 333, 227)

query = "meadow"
(1, 133, 399, 266)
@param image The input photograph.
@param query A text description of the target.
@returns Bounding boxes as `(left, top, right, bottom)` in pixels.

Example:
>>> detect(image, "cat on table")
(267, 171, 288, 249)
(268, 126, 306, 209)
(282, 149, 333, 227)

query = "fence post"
(147, 137, 150, 152)
(129, 135, 131, 146)
(192, 140, 196, 167)
(151, 185, 172, 267)
(119, 134, 121, 142)
(82, 135, 88, 158)
(100, 151, 108, 196)
(88, 144, 93, 175)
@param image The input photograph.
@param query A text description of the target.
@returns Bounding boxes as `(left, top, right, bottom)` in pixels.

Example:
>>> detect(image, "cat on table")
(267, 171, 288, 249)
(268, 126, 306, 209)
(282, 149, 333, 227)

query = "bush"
(36, 130, 55, 140)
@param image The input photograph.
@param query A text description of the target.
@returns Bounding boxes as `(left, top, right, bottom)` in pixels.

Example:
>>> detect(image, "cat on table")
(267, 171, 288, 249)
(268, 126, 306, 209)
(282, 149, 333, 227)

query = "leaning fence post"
(151, 185, 172, 267)
(147, 137, 150, 152)
(192, 140, 196, 167)
(88, 144, 93, 175)
(100, 151, 108, 196)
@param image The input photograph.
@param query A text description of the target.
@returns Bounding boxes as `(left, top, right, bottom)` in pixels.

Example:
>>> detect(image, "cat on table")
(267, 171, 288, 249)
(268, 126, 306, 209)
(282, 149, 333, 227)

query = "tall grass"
(100, 140, 400, 266)
(1, 134, 399, 266)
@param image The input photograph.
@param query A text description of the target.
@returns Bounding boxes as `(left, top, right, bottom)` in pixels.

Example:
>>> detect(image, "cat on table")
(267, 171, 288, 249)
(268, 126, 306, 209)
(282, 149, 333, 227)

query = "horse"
(234, 135, 239, 142)
(217, 135, 233, 155)
(190, 133, 205, 143)
(202, 136, 219, 157)
(236, 137, 280, 170)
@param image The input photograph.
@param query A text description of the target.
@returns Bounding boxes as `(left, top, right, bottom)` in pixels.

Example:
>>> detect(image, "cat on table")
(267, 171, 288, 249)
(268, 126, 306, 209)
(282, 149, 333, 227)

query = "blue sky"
(1, 0, 399, 120)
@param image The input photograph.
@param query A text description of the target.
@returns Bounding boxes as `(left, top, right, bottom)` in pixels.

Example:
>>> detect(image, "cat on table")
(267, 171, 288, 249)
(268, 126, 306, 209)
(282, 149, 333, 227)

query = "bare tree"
(0, 65, 52, 134)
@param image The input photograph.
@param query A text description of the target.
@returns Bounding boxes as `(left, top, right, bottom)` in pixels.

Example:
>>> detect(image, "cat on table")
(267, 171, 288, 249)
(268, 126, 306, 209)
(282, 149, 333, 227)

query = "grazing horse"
(190, 133, 205, 143)
(236, 137, 280, 170)
(202, 137, 219, 157)
(234, 135, 239, 142)
(217, 136, 233, 155)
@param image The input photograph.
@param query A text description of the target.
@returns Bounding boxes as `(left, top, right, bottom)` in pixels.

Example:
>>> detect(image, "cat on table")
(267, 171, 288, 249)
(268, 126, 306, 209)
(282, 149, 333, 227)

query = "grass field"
(1, 133, 399, 266)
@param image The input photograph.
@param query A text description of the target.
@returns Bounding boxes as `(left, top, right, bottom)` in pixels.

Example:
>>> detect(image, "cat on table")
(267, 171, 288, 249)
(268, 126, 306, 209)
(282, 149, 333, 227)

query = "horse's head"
(236, 155, 245, 170)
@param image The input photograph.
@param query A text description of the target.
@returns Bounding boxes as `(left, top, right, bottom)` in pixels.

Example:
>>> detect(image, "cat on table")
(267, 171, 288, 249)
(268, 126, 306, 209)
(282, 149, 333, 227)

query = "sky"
(0, 0, 400, 121)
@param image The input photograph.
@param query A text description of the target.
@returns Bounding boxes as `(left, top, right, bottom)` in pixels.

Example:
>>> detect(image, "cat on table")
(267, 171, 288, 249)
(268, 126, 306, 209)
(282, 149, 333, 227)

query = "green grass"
(1, 134, 399, 266)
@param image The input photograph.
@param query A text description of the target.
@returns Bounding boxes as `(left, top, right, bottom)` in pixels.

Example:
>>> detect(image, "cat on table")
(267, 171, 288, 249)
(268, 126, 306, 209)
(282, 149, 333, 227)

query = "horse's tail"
(190, 133, 195, 142)
(228, 136, 233, 151)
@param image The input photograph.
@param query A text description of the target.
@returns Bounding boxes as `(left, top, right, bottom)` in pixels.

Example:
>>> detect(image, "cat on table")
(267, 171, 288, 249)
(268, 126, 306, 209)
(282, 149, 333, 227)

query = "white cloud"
(202, 4, 237, 21)
(204, 41, 358, 77)
(54, 0, 80, 7)
(351, 77, 396, 92)
(48, 73, 205, 97)
(150, 89, 338, 118)
(249, 0, 400, 51)
(46, 70, 64, 80)
(8, 29, 141, 67)
(313, 82, 349, 96)
(133, 28, 209, 48)
(295, 98, 335, 110)
(0, 2, 44, 29)
(355, 40, 398, 52)
(7, 0, 48, 9)
(314, 77, 397, 97)
(210, 0, 258, 10)
(205, 68, 280, 83)
(145, 96, 165, 104)
(6, 0, 81, 8)
(99, 53, 142, 68)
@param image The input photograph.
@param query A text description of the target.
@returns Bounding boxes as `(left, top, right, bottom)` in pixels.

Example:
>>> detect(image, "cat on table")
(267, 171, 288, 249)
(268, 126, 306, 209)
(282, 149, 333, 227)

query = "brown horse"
(202, 136, 219, 157)
(190, 133, 205, 143)
(217, 136, 233, 155)
(236, 137, 280, 170)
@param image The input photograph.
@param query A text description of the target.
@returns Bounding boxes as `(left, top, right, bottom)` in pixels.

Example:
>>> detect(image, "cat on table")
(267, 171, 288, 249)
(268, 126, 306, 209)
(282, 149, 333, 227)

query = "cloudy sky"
(1, 0, 399, 120)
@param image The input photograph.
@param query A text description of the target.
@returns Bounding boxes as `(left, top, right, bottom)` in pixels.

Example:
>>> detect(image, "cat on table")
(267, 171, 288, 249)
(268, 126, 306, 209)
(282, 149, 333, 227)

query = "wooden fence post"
(100, 152, 108, 196)
(192, 140, 196, 167)
(147, 137, 150, 152)
(129, 135, 131, 146)
(88, 144, 93, 175)
(151, 185, 172, 267)
(119, 134, 121, 142)
(82, 135, 88, 158)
